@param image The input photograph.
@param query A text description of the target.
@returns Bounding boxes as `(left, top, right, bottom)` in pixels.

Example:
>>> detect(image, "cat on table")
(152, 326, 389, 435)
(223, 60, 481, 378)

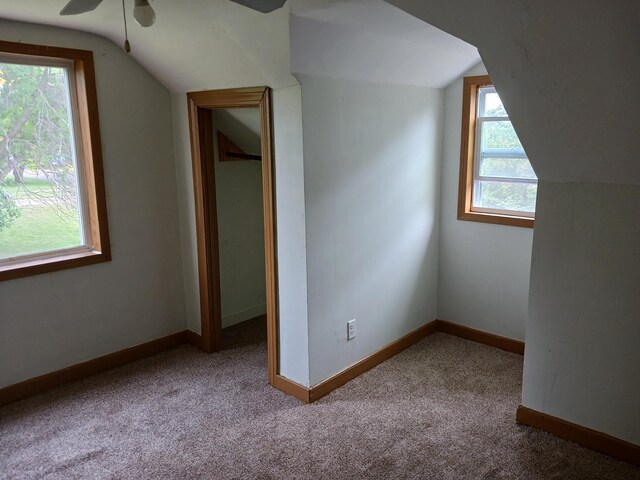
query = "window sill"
(0, 250, 111, 282)
(458, 210, 534, 229)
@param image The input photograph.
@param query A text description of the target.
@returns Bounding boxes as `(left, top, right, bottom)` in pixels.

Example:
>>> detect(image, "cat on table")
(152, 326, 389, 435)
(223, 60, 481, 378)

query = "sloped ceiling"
(290, 0, 479, 88)
(0, 0, 297, 92)
(385, 0, 640, 185)
(0, 0, 479, 93)
(214, 109, 262, 155)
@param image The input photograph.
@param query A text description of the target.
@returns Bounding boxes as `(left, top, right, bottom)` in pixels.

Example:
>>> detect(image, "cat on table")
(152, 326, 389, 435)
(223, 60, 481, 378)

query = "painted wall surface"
(272, 86, 310, 385)
(523, 181, 640, 444)
(171, 94, 201, 335)
(439, 62, 532, 341)
(386, 0, 640, 444)
(299, 74, 442, 386)
(0, 21, 185, 387)
(211, 109, 266, 328)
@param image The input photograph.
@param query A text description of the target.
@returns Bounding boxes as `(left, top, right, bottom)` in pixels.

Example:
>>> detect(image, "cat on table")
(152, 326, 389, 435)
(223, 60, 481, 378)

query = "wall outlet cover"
(347, 319, 356, 340)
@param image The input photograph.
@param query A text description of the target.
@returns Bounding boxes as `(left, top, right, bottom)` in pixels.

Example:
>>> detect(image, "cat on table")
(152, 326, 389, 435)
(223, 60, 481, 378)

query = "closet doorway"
(187, 87, 278, 384)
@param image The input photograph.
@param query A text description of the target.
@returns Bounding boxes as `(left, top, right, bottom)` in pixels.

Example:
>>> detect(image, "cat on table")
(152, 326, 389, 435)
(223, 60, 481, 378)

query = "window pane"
(480, 120, 525, 151)
(0, 61, 84, 261)
(478, 87, 506, 117)
(473, 180, 537, 213)
(480, 157, 537, 180)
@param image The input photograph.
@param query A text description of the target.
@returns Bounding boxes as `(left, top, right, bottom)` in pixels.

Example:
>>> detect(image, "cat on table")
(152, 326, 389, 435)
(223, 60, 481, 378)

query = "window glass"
(479, 120, 524, 151)
(479, 157, 536, 180)
(474, 86, 536, 216)
(0, 41, 109, 281)
(478, 88, 505, 117)
(0, 59, 88, 262)
(459, 76, 536, 227)
(473, 181, 538, 213)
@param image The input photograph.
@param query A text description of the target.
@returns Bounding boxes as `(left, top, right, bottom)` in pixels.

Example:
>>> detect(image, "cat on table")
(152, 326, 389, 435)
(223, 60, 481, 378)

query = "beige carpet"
(1, 318, 638, 479)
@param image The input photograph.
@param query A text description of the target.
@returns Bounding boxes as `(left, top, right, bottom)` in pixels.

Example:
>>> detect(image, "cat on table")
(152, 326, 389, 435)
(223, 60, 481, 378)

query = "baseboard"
(272, 374, 310, 403)
(307, 320, 438, 402)
(273, 321, 438, 403)
(274, 319, 525, 403)
(516, 405, 640, 466)
(222, 304, 267, 328)
(186, 329, 203, 349)
(0, 331, 188, 406)
(436, 319, 525, 355)
(2, 319, 523, 408)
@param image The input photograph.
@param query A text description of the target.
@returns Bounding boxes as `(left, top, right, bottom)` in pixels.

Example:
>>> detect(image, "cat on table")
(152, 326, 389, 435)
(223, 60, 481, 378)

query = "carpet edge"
(0, 330, 190, 406)
(516, 405, 640, 466)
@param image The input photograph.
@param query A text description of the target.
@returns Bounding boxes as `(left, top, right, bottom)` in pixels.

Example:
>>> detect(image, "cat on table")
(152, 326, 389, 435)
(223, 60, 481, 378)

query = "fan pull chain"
(122, 0, 131, 53)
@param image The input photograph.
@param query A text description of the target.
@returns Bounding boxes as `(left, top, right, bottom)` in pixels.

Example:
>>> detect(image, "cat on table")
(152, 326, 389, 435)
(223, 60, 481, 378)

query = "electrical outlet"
(347, 319, 356, 340)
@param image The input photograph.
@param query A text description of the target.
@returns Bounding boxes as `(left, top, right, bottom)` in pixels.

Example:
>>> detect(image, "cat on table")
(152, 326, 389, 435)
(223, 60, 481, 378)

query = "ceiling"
(291, 0, 479, 88)
(0, 0, 479, 92)
(0, 0, 297, 92)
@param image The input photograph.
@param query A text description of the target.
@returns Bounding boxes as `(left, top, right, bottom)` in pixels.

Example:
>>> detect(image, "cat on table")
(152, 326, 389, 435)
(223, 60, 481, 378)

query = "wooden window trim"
(0, 41, 110, 281)
(457, 75, 534, 229)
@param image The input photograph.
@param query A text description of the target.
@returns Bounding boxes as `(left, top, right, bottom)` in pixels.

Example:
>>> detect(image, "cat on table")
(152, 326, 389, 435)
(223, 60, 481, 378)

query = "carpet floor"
(1, 318, 638, 479)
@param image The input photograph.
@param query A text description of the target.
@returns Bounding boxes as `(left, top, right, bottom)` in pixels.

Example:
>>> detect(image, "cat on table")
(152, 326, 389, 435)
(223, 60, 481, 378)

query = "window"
(0, 41, 110, 281)
(458, 75, 536, 228)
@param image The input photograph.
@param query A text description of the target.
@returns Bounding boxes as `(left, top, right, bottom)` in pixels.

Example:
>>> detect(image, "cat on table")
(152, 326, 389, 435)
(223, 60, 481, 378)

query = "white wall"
(0, 20, 185, 388)
(439, 62, 532, 341)
(272, 86, 310, 385)
(524, 181, 640, 444)
(171, 94, 201, 335)
(211, 109, 266, 328)
(386, 0, 640, 445)
(298, 74, 442, 385)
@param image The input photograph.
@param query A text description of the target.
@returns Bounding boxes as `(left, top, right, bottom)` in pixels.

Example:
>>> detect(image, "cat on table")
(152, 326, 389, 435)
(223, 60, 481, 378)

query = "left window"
(0, 41, 110, 281)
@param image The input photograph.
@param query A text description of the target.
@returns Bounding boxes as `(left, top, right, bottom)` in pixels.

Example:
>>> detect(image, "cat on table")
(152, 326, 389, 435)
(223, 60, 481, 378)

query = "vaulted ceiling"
(386, 0, 640, 184)
(0, 0, 296, 92)
(0, 0, 478, 93)
(291, 0, 478, 88)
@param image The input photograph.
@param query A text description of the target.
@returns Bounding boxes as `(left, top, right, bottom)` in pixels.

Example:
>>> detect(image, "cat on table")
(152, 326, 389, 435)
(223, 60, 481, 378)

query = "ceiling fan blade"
(60, 0, 104, 16)
(228, 0, 286, 13)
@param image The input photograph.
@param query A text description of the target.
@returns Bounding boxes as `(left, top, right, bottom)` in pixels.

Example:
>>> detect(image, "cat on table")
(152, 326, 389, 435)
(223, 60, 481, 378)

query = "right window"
(458, 75, 536, 228)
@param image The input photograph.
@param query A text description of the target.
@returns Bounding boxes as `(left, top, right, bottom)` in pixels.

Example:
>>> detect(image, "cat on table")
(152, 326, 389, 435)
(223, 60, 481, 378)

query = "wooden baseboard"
(272, 374, 310, 403)
(0, 331, 188, 406)
(436, 319, 525, 355)
(186, 330, 203, 349)
(307, 320, 438, 402)
(516, 405, 640, 466)
(274, 319, 525, 403)
(3, 319, 523, 407)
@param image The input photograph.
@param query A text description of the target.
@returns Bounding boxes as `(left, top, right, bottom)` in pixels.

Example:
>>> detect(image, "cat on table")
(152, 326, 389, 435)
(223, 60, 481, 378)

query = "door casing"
(186, 86, 278, 384)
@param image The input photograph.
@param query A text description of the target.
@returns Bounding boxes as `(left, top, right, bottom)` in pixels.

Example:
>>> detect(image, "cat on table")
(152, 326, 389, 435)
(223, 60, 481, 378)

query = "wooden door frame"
(187, 86, 278, 384)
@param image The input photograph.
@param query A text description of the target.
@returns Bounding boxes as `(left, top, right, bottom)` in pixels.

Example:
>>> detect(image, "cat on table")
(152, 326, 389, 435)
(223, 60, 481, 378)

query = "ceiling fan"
(60, 0, 287, 51)
(60, 0, 288, 18)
